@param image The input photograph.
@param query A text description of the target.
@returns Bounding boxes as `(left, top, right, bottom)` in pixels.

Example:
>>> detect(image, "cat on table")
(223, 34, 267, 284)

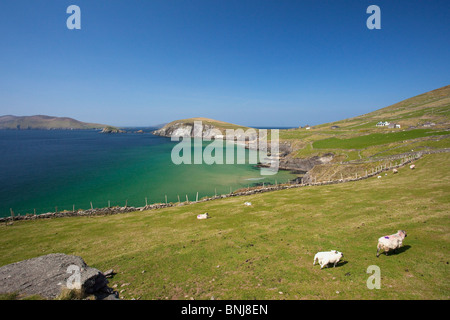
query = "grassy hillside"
(279, 85, 450, 166)
(1, 153, 448, 300)
(0, 115, 108, 130)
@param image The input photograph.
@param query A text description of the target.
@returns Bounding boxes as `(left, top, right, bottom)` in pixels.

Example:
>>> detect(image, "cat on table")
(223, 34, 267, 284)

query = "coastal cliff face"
(153, 122, 221, 139)
(153, 120, 257, 141)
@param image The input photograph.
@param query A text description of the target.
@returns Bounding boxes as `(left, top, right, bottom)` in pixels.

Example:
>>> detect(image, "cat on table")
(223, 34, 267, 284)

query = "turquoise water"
(0, 130, 297, 217)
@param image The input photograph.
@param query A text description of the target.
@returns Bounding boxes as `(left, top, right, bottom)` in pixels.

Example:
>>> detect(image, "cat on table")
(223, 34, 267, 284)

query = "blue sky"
(0, 0, 449, 127)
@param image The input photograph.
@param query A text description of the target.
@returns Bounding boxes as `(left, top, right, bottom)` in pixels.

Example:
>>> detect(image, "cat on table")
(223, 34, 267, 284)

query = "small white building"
(376, 121, 390, 127)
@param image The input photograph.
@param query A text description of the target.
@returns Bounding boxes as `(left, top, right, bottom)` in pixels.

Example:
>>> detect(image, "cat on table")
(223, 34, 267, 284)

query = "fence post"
(145, 197, 148, 206)
(196, 192, 199, 202)
(90, 202, 93, 210)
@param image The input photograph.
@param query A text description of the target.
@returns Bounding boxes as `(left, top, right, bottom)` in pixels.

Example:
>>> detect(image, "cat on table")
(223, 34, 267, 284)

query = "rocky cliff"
(152, 117, 256, 141)
(153, 122, 222, 139)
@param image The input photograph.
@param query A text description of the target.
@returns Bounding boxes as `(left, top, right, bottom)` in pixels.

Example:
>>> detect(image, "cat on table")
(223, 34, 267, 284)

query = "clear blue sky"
(0, 0, 449, 127)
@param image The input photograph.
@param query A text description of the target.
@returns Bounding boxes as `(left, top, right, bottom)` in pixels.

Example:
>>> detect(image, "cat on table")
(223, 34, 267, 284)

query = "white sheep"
(393, 169, 398, 174)
(376, 230, 407, 257)
(410, 164, 415, 170)
(313, 250, 344, 269)
(197, 213, 209, 220)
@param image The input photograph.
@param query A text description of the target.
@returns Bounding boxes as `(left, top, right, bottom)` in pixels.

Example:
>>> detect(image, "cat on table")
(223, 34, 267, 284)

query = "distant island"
(0, 115, 108, 130)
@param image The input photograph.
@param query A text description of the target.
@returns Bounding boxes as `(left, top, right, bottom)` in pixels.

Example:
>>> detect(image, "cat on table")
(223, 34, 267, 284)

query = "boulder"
(0, 253, 118, 300)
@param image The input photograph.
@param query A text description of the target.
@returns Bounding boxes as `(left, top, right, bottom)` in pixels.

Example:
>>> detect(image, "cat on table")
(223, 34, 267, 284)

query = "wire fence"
(3, 148, 449, 222)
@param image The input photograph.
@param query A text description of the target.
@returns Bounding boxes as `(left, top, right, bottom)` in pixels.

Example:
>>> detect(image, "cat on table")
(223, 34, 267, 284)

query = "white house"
(376, 121, 390, 127)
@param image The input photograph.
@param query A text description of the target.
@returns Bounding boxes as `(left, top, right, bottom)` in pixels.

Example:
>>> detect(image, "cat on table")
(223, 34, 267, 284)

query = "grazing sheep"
(377, 175, 382, 179)
(376, 230, 407, 257)
(393, 169, 398, 174)
(410, 164, 415, 169)
(313, 250, 344, 269)
(244, 202, 252, 206)
(197, 213, 209, 220)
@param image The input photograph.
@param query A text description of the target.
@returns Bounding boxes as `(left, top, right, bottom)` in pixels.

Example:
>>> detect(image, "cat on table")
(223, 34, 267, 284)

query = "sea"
(0, 129, 297, 217)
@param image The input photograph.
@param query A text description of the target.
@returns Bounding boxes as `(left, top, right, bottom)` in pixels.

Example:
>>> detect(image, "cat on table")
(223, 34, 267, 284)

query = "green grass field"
(1, 153, 449, 300)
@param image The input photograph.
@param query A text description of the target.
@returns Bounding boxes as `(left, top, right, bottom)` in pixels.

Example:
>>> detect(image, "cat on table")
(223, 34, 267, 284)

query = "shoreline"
(2, 149, 439, 224)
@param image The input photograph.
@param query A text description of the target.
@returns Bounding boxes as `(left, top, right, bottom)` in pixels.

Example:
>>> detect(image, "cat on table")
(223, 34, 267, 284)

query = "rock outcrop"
(259, 152, 334, 174)
(278, 153, 334, 172)
(100, 126, 126, 134)
(153, 122, 224, 139)
(0, 253, 118, 300)
(152, 119, 257, 141)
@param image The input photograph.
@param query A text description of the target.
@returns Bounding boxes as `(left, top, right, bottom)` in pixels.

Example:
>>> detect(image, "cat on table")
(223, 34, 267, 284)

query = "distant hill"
(0, 115, 109, 130)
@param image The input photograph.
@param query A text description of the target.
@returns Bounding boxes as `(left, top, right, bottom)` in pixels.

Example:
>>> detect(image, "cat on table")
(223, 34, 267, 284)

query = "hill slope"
(323, 85, 450, 130)
(277, 85, 450, 175)
(0, 115, 108, 130)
